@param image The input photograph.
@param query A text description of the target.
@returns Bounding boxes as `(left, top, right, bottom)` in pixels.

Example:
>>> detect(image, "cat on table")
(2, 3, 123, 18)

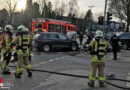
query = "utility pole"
(88, 6, 95, 10)
(103, 0, 108, 32)
(88, 6, 95, 31)
(44, 0, 46, 18)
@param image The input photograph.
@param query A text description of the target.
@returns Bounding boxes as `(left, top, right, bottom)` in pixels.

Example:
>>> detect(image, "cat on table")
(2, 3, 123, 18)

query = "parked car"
(33, 32, 79, 52)
(117, 32, 130, 50)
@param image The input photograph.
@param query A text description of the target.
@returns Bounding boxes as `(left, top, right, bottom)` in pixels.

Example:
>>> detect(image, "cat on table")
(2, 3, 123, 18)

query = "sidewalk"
(75, 50, 130, 63)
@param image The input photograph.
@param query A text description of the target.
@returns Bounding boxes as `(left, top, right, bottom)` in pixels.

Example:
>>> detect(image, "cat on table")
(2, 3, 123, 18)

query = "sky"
(50, 0, 106, 20)
(0, 0, 116, 21)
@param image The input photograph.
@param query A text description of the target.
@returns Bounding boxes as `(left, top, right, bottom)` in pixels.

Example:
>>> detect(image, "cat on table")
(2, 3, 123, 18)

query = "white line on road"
(61, 57, 65, 59)
(127, 72, 130, 87)
(54, 58, 60, 60)
(49, 59, 55, 62)
(11, 70, 15, 73)
(32, 55, 70, 67)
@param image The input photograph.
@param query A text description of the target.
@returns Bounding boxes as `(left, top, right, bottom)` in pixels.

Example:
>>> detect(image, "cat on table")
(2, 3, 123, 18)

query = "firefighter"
(79, 32, 84, 45)
(88, 30, 110, 87)
(0, 27, 3, 35)
(26, 28, 32, 61)
(0, 27, 3, 52)
(11, 25, 32, 78)
(1, 25, 13, 74)
(43, 28, 47, 32)
(110, 32, 119, 60)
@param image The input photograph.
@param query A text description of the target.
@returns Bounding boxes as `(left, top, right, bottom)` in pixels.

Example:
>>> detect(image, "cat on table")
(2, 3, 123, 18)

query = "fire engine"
(32, 18, 76, 34)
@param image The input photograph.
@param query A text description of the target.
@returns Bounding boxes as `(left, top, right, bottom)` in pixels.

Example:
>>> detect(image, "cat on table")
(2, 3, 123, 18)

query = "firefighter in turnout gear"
(11, 25, 32, 78)
(1, 25, 13, 74)
(88, 30, 110, 87)
(26, 28, 32, 61)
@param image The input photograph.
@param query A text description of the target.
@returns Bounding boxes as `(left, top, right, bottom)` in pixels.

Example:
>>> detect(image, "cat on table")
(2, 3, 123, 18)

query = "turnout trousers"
(2, 49, 12, 72)
(89, 62, 105, 83)
(16, 54, 31, 75)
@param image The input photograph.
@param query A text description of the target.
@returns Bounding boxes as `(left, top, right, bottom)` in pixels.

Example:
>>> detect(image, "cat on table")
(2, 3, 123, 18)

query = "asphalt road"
(0, 50, 130, 90)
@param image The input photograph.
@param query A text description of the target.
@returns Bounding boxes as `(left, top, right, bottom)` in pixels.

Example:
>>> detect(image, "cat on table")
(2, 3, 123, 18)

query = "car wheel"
(43, 44, 51, 52)
(71, 44, 78, 51)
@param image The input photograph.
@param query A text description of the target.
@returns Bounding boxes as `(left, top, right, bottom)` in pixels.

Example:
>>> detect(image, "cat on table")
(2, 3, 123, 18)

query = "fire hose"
(7, 65, 130, 89)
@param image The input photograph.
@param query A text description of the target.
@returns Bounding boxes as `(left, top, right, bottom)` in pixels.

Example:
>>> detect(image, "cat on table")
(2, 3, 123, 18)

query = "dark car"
(117, 32, 130, 50)
(33, 32, 78, 52)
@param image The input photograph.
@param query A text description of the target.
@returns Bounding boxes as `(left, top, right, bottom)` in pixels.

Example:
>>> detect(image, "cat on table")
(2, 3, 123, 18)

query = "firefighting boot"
(99, 82, 104, 87)
(2, 69, 11, 74)
(15, 73, 22, 78)
(27, 70, 32, 77)
(88, 81, 94, 87)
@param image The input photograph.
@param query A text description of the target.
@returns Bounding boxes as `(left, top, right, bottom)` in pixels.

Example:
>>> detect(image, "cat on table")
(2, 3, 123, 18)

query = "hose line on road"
(31, 69, 130, 90)
(2, 65, 130, 89)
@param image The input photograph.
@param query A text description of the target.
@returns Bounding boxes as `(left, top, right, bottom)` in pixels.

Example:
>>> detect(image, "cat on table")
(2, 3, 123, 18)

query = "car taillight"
(36, 39, 41, 42)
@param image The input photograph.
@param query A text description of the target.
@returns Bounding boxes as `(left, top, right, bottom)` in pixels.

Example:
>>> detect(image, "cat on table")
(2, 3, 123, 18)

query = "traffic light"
(107, 12, 112, 25)
(98, 16, 104, 25)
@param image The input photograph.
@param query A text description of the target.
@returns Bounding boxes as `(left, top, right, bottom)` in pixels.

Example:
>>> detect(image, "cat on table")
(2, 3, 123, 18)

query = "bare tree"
(0, 0, 18, 24)
(37, 0, 46, 14)
(108, 0, 130, 32)
(56, 1, 67, 18)
(68, 0, 79, 17)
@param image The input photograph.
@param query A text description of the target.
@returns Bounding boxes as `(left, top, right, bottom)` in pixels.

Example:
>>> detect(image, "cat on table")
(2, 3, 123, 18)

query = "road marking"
(65, 55, 69, 58)
(32, 55, 70, 67)
(54, 58, 60, 60)
(61, 57, 65, 59)
(11, 70, 15, 73)
(127, 72, 130, 87)
(41, 62, 47, 64)
(49, 59, 55, 62)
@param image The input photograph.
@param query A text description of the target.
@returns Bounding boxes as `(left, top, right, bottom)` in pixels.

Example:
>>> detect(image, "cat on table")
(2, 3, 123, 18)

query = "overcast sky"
(0, 0, 116, 21)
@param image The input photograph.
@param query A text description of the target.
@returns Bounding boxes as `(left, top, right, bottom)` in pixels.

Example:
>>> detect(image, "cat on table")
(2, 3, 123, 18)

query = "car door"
(47, 33, 60, 48)
(57, 34, 70, 48)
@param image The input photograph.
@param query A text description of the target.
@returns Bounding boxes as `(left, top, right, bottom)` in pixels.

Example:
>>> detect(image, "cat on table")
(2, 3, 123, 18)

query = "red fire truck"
(32, 18, 76, 34)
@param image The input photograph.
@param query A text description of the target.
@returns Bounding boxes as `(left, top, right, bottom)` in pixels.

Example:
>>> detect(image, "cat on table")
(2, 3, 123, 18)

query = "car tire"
(71, 44, 78, 51)
(43, 44, 51, 52)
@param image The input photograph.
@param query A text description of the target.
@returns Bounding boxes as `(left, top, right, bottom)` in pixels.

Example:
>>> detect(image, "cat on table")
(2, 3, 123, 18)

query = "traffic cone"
(0, 77, 3, 88)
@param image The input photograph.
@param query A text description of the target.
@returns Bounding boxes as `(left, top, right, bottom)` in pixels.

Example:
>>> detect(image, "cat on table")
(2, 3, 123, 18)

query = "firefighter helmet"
(17, 25, 26, 32)
(5, 25, 14, 32)
(95, 30, 103, 37)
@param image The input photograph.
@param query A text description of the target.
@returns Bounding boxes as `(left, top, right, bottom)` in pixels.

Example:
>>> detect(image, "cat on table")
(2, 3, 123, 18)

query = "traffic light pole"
(103, 0, 108, 32)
